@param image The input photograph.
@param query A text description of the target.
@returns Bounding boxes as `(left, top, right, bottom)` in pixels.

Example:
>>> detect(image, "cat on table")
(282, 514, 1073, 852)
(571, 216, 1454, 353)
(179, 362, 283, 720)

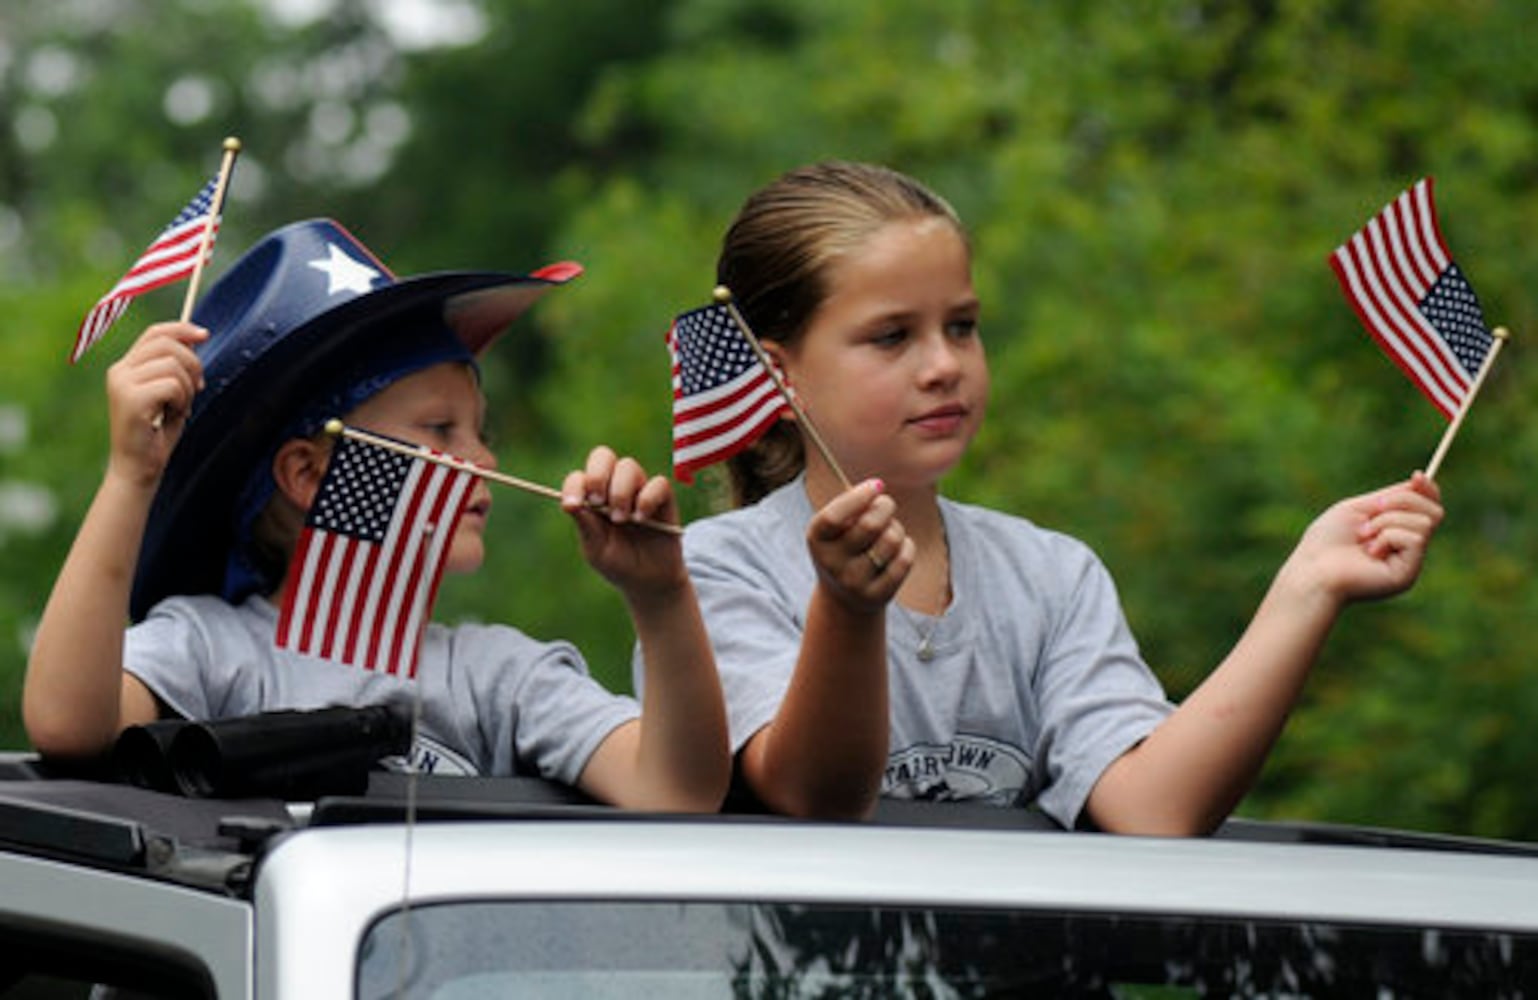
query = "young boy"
(24, 219, 729, 811)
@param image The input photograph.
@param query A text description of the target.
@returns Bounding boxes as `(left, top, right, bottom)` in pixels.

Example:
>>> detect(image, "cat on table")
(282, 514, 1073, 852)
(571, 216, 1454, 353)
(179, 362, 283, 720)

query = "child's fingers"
(807, 481, 902, 587)
(560, 468, 591, 513)
(136, 320, 207, 347)
(807, 479, 887, 543)
(564, 449, 676, 532)
(865, 530, 916, 583)
(1355, 475, 1443, 519)
(114, 325, 204, 379)
(1358, 510, 1439, 558)
(1355, 489, 1443, 544)
(889, 536, 918, 581)
(805, 481, 912, 609)
(827, 526, 913, 607)
(111, 327, 207, 409)
(579, 445, 618, 503)
(108, 355, 204, 441)
(149, 350, 202, 399)
(126, 323, 208, 378)
(603, 456, 648, 522)
(1409, 469, 1441, 502)
(634, 473, 678, 526)
(1362, 527, 1429, 562)
(562, 445, 620, 515)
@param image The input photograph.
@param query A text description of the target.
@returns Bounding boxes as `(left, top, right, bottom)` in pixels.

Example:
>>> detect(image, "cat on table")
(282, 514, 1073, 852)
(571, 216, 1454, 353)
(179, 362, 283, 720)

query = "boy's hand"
(562, 446, 685, 594)
(104, 322, 207, 487)
(807, 479, 914, 614)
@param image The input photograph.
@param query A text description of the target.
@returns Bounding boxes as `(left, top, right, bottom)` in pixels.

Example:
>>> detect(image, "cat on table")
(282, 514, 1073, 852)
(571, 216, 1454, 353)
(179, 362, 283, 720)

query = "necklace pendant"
(916, 640, 935, 663)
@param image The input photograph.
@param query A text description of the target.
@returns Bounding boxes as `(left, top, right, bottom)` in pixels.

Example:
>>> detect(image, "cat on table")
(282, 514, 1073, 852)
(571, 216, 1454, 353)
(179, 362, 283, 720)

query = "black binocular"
(114, 704, 411, 800)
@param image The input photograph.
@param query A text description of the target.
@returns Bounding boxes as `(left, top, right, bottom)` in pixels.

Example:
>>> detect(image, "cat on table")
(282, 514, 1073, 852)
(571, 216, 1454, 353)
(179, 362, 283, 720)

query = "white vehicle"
(3, 710, 1538, 998)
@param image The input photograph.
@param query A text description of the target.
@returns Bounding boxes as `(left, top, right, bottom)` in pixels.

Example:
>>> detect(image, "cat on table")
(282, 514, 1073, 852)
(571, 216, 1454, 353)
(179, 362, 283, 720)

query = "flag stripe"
(336, 540, 384, 665)
(71, 174, 224, 363)
(275, 434, 474, 679)
(376, 463, 447, 675)
(396, 468, 472, 679)
(675, 391, 792, 460)
(1328, 177, 1492, 420)
(666, 304, 791, 483)
(1371, 190, 1457, 360)
(672, 368, 786, 444)
(327, 537, 374, 662)
(274, 528, 318, 649)
(1336, 234, 1467, 412)
(1335, 234, 1465, 412)
(308, 534, 351, 656)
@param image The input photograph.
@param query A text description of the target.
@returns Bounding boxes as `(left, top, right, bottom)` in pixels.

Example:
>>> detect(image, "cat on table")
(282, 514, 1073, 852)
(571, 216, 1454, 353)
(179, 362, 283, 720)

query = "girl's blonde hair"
(717, 161, 966, 505)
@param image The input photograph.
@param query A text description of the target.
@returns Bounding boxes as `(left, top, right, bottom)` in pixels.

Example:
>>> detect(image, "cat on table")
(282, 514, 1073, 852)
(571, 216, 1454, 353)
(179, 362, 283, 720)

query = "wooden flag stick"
(713, 285, 853, 491)
(1426, 325, 1510, 480)
(325, 420, 684, 536)
(179, 136, 241, 322)
(152, 138, 241, 431)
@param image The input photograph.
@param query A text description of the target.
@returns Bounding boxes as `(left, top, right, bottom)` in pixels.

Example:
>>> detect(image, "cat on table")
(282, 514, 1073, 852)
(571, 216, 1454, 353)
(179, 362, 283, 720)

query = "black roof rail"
(0, 779, 293, 893)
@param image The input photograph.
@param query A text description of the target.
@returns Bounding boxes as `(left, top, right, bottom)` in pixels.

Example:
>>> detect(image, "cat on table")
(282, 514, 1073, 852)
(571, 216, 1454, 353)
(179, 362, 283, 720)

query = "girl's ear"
(758, 340, 800, 418)
(272, 438, 330, 511)
(761, 339, 793, 387)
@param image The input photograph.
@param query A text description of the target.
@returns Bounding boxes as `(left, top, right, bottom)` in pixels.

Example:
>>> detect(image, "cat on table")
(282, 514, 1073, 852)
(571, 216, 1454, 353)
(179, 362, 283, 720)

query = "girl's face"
(778, 216, 988, 496)
(344, 360, 495, 574)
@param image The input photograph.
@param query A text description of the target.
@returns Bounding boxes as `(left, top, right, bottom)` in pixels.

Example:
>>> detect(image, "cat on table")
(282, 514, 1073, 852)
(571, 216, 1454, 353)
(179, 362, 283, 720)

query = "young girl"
(24, 218, 729, 812)
(660, 161, 1442, 831)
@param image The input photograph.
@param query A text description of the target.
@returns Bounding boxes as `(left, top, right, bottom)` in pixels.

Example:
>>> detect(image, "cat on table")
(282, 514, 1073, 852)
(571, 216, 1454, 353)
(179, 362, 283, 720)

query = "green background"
(2, 0, 1535, 837)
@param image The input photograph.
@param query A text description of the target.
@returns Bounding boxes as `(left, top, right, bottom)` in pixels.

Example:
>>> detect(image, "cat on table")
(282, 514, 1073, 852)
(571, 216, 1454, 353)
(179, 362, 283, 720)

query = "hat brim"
(130, 270, 569, 621)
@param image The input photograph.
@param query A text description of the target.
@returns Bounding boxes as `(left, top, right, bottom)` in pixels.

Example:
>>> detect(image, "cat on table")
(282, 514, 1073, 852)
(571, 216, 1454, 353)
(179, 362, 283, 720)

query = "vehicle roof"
(9, 758, 1538, 995)
(6, 764, 1538, 870)
(7, 761, 1538, 932)
(248, 813, 1538, 1000)
(259, 816, 1538, 930)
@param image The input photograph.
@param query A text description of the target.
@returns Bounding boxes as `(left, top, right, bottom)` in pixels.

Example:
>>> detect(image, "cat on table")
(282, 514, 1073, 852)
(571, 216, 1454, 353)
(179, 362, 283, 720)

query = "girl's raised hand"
(1287, 471, 1444, 605)
(806, 479, 915, 614)
(104, 322, 207, 487)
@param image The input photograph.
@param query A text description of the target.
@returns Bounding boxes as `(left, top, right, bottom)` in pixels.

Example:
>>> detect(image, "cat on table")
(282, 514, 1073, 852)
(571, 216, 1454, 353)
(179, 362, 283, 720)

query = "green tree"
(4, 0, 1537, 842)
(540, 0, 1538, 836)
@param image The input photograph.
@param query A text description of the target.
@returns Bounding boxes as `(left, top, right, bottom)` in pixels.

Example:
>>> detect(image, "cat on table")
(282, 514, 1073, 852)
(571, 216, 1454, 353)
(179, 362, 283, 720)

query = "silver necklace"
(908, 521, 950, 663)
(911, 609, 941, 662)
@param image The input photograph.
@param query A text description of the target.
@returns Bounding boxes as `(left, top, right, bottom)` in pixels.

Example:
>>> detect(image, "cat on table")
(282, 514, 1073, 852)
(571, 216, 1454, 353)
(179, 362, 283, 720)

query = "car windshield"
(357, 899, 1538, 998)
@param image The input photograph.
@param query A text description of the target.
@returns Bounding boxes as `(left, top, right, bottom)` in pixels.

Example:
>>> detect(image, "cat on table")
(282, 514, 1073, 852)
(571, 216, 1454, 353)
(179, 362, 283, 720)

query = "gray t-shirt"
(653, 477, 1174, 827)
(126, 595, 639, 784)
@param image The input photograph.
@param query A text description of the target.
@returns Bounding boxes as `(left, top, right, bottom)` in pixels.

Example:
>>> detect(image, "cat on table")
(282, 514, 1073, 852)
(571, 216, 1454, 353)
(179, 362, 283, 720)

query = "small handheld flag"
(1329, 177, 1510, 478)
(1328, 177, 1494, 420)
(667, 301, 793, 483)
(71, 166, 229, 363)
(668, 288, 854, 487)
(328, 420, 682, 535)
(276, 432, 476, 679)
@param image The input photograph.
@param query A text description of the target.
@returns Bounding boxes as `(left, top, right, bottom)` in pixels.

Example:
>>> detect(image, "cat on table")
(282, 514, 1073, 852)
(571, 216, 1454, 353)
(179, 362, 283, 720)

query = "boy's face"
(344, 360, 495, 574)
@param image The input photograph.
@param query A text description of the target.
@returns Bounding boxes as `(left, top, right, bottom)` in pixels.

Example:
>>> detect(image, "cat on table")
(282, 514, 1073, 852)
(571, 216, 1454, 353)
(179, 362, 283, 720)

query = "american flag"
(1329, 177, 1493, 419)
(276, 434, 475, 679)
(71, 173, 224, 364)
(668, 302, 791, 482)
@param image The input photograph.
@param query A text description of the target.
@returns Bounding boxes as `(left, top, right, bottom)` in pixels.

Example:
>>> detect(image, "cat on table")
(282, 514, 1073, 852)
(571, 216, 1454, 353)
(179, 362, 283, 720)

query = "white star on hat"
(308, 243, 382, 296)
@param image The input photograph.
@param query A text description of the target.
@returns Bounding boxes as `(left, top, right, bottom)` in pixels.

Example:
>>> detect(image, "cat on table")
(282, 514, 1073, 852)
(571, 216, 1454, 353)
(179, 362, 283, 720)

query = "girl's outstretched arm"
(738, 479, 915, 820)
(1086, 473, 1443, 836)
(24, 322, 207, 757)
(562, 447, 730, 812)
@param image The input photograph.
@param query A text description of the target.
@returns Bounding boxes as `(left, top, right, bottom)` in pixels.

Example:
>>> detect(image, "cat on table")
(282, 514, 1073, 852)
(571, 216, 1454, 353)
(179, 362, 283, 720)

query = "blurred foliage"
(1, 0, 1534, 839)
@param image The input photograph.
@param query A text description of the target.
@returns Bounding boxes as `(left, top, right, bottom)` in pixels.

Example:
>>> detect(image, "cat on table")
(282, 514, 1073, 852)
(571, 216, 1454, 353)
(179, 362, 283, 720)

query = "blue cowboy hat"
(129, 218, 581, 621)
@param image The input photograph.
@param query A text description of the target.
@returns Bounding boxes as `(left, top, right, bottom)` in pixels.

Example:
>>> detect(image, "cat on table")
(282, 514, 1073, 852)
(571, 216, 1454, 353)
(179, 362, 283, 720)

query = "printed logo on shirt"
(380, 734, 478, 776)
(883, 735, 1031, 806)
